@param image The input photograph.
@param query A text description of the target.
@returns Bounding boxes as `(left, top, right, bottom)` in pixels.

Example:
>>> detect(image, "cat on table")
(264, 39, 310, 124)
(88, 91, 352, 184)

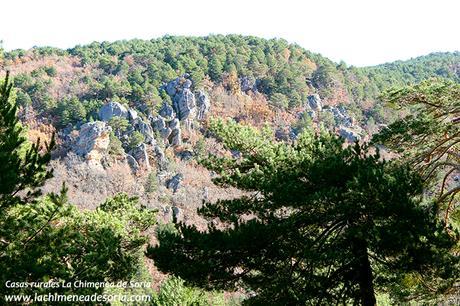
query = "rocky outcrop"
(128, 108, 138, 121)
(133, 119, 155, 144)
(177, 150, 194, 161)
(338, 127, 362, 142)
(126, 154, 139, 171)
(164, 75, 196, 121)
(98, 101, 128, 122)
(150, 75, 212, 146)
(151, 115, 181, 146)
(239, 76, 258, 93)
(73, 121, 111, 164)
(196, 90, 210, 121)
(163, 74, 210, 122)
(153, 144, 169, 171)
(172, 206, 181, 221)
(158, 102, 175, 120)
(324, 105, 353, 127)
(129, 143, 150, 169)
(174, 88, 196, 120)
(166, 173, 183, 192)
(168, 119, 181, 146)
(151, 115, 172, 139)
(299, 94, 363, 143)
(307, 94, 323, 112)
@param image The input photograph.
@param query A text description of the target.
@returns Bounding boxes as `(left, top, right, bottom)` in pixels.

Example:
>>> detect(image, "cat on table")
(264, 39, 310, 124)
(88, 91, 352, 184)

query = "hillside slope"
(1, 35, 458, 213)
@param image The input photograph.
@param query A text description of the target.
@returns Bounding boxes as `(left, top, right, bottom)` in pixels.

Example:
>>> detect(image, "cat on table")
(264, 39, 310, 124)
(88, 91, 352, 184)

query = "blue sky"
(1, 0, 458, 66)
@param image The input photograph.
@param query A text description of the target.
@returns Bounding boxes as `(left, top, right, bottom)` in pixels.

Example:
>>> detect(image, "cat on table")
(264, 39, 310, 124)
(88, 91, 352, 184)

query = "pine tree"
(373, 79, 460, 225)
(149, 119, 459, 305)
(0, 71, 54, 208)
(0, 73, 156, 301)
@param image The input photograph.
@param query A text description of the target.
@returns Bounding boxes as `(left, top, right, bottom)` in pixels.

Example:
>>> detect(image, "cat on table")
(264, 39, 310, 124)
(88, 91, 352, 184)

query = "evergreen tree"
(0, 71, 54, 208)
(0, 73, 156, 301)
(373, 79, 460, 226)
(149, 119, 459, 305)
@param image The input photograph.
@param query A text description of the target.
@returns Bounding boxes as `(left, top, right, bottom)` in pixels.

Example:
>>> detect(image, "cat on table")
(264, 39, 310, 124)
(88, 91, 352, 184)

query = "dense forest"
(3, 36, 459, 128)
(0, 35, 459, 305)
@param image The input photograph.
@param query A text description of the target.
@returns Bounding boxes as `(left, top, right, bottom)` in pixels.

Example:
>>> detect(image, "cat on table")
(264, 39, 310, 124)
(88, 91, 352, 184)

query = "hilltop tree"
(373, 79, 460, 225)
(149, 119, 459, 305)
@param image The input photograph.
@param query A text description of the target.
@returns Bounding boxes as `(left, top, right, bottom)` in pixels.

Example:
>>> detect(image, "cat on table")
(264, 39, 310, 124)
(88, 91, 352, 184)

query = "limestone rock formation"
(168, 118, 182, 146)
(173, 88, 196, 120)
(307, 94, 323, 112)
(98, 101, 128, 122)
(324, 105, 353, 127)
(167, 173, 183, 192)
(133, 118, 155, 144)
(128, 108, 138, 121)
(73, 121, 112, 164)
(158, 102, 175, 120)
(126, 154, 139, 171)
(153, 144, 169, 171)
(338, 127, 362, 142)
(196, 90, 210, 120)
(129, 143, 150, 169)
(239, 76, 257, 93)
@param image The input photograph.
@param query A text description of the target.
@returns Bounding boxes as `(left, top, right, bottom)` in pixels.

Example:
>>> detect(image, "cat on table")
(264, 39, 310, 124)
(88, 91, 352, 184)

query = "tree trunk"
(353, 238, 376, 306)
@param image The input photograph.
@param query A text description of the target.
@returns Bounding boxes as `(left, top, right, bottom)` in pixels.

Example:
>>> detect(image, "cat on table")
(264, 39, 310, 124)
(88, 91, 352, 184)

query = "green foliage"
(44, 66, 57, 77)
(153, 276, 227, 306)
(5, 37, 459, 127)
(128, 131, 145, 149)
(15, 89, 32, 107)
(269, 93, 289, 109)
(145, 170, 158, 194)
(0, 72, 54, 207)
(1, 192, 156, 298)
(318, 110, 335, 129)
(0, 74, 156, 302)
(194, 138, 207, 158)
(109, 116, 130, 136)
(373, 79, 460, 226)
(108, 131, 125, 156)
(292, 112, 313, 134)
(149, 119, 459, 305)
(55, 97, 87, 127)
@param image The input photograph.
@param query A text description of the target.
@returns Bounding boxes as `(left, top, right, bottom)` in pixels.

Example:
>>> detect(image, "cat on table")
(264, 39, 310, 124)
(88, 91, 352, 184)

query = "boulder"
(168, 119, 182, 146)
(338, 127, 361, 142)
(177, 150, 194, 161)
(126, 154, 139, 171)
(196, 90, 210, 120)
(129, 143, 150, 169)
(98, 101, 128, 122)
(173, 88, 196, 120)
(240, 76, 256, 92)
(172, 206, 181, 221)
(73, 121, 111, 164)
(183, 79, 192, 89)
(151, 116, 172, 139)
(307, 94, 323, 112)
(159, 102, 175, 120)
(165, 77, 180, 96)
(128, 108, 138, 121)
(134, 119, 155, 144)
(167, 173, 183, 192)
(154, 144, 169, 171)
